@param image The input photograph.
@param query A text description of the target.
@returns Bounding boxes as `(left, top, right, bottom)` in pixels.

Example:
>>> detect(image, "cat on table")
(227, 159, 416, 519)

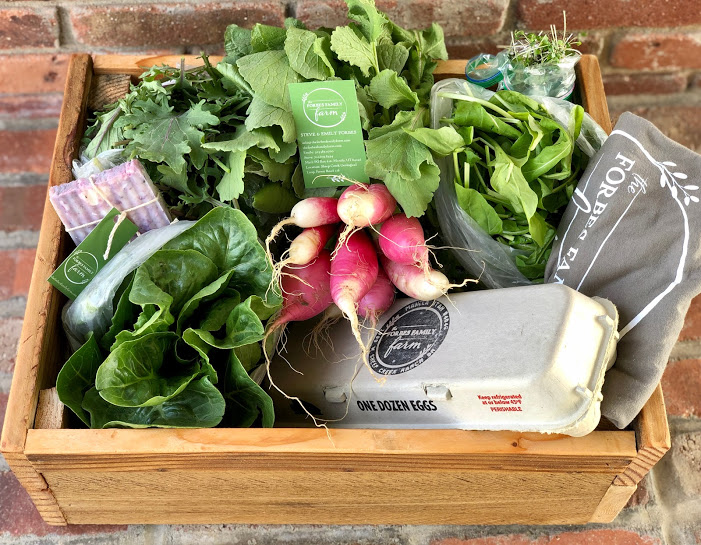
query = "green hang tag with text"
(289, 80, 369, 188)
(48, 208, 138, 299)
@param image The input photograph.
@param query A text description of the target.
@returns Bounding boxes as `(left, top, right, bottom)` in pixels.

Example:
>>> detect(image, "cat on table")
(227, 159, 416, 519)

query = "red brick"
(0, 54, 69, 94)
(0, 470, 128, 537)
(0, 94, 63, 119)
(0, 7, 58, 49)
(610, 105, 701, 153)
(297, 0, 509, 38)
(680, 295, 701, 340)
(68, 2, 286, 48)
(603, 73, 688, 96)
(0, 128, 56, 174)
(0, 249, 36, 300)
(0, 185, 46, 232)
(431, 530, 661, 545)
(610, 32, 701, 71)
(517, 0, 701, 30)
(625, 475, 651, 509)
(0, 317, 22, 374)
(661, 359, 701, 418)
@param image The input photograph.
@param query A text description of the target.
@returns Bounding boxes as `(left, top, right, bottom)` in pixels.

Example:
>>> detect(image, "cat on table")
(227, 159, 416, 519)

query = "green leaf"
(253, 182, 299, 214)
(245, 96, 297, 143)
(366, 122, 432, 183)
(83, 377, 225, 429)
(383, 162, 440, 218)
(285, 26, 334, 80)
(183, 296, 265, 351)
(177, 271, 238, 334)
(330, 26, 377, 77)
(346, 0, 389, 42)
(377, 40, 409, 73)
(237, 51, 303, 110)
(251, 23, 287, 52)
(221, 350, 274, 428)
(417, 23, 448, 61)
(368, 69, 419, 109)
(163, 207, 282, 308)
(527, 211, 549, 247)
(216, 149, 246, 202)
(521, 125, 573, 182)
(224, 25, 253, 61)
(454, 184, 503, 235)
(202, 125, 280, 153)
(95, 332, 200, 408)
(235, 342, 262, 372)
(405, 126, 464, 157)
(56, 334, 103, 427)
(216, 62, 254, 96)
(122, 99, 219, 174)
(453, 101, 521, 140)
(489, 144, 539, 229)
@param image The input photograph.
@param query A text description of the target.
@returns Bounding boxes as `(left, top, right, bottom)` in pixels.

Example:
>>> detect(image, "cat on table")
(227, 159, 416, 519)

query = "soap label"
(48, 208, 138, 299)
(288, 80, 369, 188)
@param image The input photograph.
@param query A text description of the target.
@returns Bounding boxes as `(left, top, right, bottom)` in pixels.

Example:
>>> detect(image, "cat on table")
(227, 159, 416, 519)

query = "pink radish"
(358, 267, 395, 329)
(378, 213, 429, 269)
(330, 229, 379, 371)
(271, 224, 336, 294)
(276, 250, 333, 325)
(335, 183, 396, 252)
(264, 250, 334, 429)
(304, 304, 344, 354)
(381, 255, 455, 301)
(265, 197, 340, 261)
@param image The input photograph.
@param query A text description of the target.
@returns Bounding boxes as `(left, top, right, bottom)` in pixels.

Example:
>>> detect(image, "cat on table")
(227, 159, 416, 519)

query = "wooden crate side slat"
(3, 453, 67, 526)
(576, 55, 612, 134)
(0, 54, 92, 456)
(44, 468, 614, 526)
(616, 384, 671, 486)
(589, 481, 638, 523)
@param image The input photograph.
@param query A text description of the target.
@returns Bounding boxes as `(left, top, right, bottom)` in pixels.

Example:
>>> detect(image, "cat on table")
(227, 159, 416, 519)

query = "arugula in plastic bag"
(56, 207, 282, 429)
(439, 85, 587, 280)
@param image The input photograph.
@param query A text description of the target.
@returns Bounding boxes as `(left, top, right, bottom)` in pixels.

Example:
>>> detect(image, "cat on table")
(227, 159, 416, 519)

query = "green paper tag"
(289, 80, 369, 188)
(48, 208, 138, 299)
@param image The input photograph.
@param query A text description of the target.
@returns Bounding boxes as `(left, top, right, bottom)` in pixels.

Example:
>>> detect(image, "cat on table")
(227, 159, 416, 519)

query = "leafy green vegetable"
(442, 87, 587, 280)
(83, 0, 450, 227)
(56, 208, 281, 429)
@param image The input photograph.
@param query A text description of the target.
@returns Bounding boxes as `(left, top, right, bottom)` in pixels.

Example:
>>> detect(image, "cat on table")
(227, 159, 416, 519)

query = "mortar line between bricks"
(669, 339, 701, 361)
(0, 231, 41, 250)
(0, 173, 49, 187)
(56, 5, 76, 48)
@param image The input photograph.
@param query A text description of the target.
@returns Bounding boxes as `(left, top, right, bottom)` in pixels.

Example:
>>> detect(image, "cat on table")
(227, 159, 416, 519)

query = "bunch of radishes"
(264, 183, 462, 361)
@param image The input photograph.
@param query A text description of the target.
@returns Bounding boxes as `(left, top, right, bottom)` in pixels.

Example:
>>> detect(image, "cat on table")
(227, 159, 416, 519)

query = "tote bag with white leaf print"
(545, 112, 701, 428)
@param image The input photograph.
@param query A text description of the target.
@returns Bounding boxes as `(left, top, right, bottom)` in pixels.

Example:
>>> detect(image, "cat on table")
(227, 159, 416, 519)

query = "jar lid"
(465, 54, 504, 88)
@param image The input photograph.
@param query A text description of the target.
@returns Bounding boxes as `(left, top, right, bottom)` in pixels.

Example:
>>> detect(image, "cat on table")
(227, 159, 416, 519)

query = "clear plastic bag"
(72, 149, 126, 180)
(501, 53, 581, 100)
(63, 220, 195, 351)
(430, 78, 608, 288)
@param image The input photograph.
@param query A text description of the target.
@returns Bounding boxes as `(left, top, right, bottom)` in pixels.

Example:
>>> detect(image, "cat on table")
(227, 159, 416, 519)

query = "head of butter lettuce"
(56, 207, 282, 429)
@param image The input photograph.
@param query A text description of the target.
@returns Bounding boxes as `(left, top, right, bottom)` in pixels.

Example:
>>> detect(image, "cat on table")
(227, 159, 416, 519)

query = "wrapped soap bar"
(50, 159, 171, 244)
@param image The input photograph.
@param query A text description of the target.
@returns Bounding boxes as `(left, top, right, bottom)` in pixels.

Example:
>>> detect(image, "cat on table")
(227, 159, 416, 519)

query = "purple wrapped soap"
(49, 159, 171, 244)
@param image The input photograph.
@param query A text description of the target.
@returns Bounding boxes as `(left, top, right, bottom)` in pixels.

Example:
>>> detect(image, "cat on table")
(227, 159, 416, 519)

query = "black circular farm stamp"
(369, 300, 450, 375)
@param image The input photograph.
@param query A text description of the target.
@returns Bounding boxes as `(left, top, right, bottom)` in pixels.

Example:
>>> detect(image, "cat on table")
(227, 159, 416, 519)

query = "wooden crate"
(1, 54, 671, 526)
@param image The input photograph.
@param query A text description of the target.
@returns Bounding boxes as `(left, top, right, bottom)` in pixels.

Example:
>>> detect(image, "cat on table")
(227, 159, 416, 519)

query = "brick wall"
(0, 0, 701, 542)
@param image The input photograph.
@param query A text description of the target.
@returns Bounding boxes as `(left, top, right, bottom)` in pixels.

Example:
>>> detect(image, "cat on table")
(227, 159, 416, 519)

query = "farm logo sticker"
(369, 300, 450, 375)
(302, 87, 347, 128)
(64, 250, 99, 285)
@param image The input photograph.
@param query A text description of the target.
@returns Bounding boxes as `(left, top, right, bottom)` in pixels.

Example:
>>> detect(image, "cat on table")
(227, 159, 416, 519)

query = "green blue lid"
(465, 54, 504, 88)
